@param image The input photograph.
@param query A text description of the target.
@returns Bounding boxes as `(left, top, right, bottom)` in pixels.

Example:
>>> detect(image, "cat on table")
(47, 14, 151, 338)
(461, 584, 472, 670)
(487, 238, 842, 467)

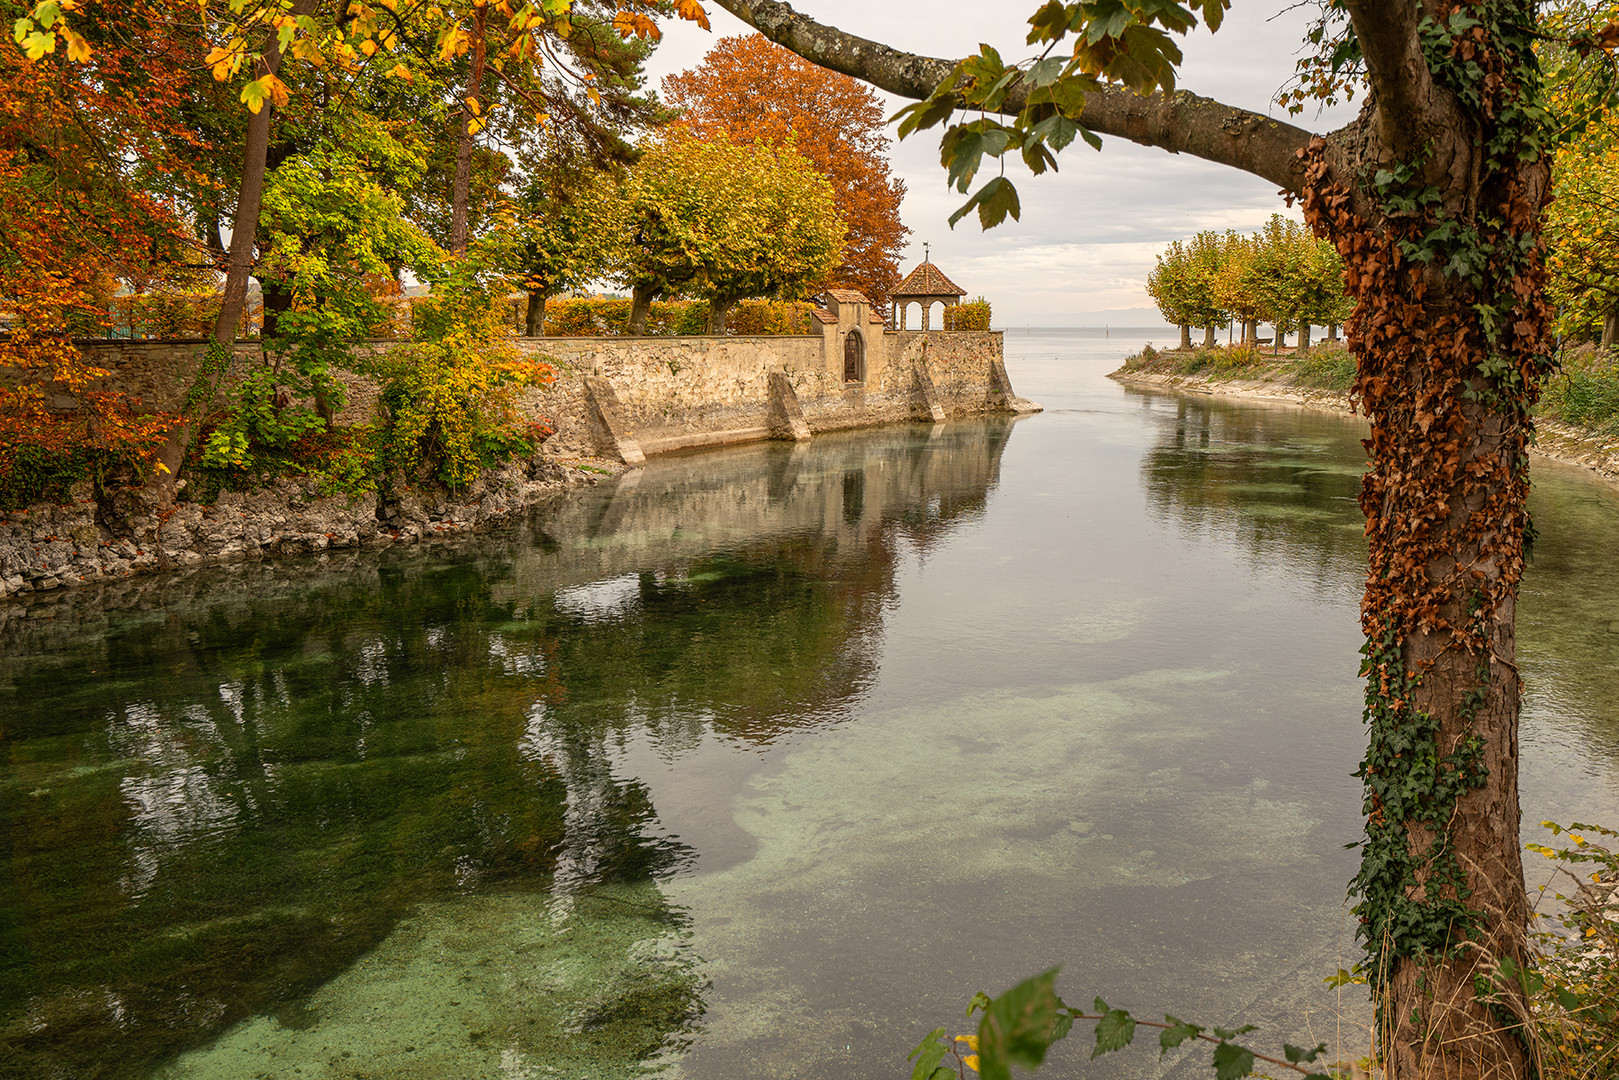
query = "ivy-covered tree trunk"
(1604, 302, 1618, 347)
(711, 0, 1557, 1076)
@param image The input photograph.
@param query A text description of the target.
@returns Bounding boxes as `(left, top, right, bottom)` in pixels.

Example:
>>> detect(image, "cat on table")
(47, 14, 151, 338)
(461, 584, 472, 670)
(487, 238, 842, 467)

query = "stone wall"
(57, 323, 1031, 466)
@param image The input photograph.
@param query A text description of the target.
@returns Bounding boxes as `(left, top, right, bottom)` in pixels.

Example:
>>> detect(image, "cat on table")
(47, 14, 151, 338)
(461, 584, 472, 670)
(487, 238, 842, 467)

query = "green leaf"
(976, 969, 1062, 1080)
(1090, 1008, 1136, 1058)
(1159, 1015, 1203, 1055)
(928, 1069, 955, 1080)
(1211, 1025, 1256, 1040)
(1283, 1042, 1327, 1064)
(12, 16, 33, 43)
(1211, 1041, 1255, 1080)
(907, 1027, 948, 1080)
(1029, 114, 1078, 152)
(32, 1, 60, 29)
(1026, 56, 1064, 87)
(976, 177, 1021, 230)
(1556, 988, 1581, 1012)
(967, 992, 993, 1017)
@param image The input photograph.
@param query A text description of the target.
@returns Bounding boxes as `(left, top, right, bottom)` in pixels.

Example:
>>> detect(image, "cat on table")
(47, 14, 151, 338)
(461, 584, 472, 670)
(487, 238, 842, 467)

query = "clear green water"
(3, 330, 1617, 1079)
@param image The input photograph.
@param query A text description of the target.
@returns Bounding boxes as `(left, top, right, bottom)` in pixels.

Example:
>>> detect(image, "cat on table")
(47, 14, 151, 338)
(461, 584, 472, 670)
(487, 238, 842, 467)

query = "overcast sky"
(640, 2, 1360, 326)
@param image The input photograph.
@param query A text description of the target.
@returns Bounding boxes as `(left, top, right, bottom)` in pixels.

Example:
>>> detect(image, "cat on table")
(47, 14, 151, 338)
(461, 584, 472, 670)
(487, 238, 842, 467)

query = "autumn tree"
(605, 131, 844, 334)
(662, 33, 908, 309)
(1148, 231, 1231, 347)
(708, 0, 1619, 1077)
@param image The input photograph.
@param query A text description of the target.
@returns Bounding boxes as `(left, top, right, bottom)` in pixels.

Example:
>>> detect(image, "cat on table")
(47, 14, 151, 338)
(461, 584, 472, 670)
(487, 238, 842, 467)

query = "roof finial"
(923, 241, 930, 264)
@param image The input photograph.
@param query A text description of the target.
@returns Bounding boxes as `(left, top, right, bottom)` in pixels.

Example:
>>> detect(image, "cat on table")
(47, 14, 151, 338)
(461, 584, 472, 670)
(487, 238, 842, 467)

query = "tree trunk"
(1243, 318, 1257, 344)
(525, 290, 547, 337)
(1299, 324, 1311, 353)
(627, 283, 657, 335)
(260, 278, 293, 340)
(1603, 302, 1618, 347)
(448, 6, 488, 257)
(148, 0, 315, 495)
(1328, 322, 1339, 341)
(1202, 325, 1215, 347)
(1273, 325, 1282, 354)
(1178, 324, 1191, 350)
(709, 294, 738, 335)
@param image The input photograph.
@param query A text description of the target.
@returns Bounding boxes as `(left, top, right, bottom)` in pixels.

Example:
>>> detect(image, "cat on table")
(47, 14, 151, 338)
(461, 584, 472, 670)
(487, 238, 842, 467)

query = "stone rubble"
(0, 455, 623, 602)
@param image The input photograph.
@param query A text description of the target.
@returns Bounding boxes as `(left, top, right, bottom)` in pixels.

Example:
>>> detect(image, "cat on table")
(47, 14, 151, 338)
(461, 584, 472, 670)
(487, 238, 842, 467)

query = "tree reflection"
(1133, 391, 1369, 590)
(0, 417, 1019, 1079)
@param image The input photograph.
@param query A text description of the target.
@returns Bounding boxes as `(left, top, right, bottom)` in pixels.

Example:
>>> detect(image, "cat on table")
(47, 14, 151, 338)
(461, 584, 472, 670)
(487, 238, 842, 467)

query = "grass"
(1119, 340, 1356, 391)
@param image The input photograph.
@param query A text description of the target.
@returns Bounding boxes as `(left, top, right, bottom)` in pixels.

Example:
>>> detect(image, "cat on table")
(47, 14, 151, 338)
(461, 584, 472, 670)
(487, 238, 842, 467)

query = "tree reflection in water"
(0, 419, 1018, 1079)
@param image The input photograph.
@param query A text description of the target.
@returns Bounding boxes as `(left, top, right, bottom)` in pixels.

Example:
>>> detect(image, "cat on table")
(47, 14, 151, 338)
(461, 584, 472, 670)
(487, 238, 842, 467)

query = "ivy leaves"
(891, 0, 1229, 230)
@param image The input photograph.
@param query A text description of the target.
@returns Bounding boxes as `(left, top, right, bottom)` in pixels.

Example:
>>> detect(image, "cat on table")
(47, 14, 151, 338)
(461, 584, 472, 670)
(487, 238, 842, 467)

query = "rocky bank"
(0, 456, 624, 602)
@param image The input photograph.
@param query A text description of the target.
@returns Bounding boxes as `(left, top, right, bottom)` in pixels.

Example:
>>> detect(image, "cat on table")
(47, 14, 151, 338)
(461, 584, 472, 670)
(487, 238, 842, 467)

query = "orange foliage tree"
(0, 0, 217, 504)
(662, 33, 909, 310)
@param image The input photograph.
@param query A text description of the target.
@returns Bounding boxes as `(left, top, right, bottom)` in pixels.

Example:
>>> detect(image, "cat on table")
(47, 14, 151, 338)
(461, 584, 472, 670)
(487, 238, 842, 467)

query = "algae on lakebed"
(152, 882, 704, 1080)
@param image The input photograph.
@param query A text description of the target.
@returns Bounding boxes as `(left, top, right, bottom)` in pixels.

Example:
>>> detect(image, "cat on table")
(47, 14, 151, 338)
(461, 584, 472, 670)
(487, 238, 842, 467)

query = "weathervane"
(923, 242, 930, 263)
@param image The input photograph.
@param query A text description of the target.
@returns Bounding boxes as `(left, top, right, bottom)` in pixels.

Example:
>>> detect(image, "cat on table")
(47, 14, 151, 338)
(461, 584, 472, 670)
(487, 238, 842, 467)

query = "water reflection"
(1131, 391, 1369, 590)
(0, 419, 1017, 1079)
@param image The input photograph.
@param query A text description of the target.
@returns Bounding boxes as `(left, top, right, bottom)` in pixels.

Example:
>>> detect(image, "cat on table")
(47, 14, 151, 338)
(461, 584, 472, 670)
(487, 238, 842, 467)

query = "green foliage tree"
(1146, 231, 1230, 347)
(605, 131, 844, 334)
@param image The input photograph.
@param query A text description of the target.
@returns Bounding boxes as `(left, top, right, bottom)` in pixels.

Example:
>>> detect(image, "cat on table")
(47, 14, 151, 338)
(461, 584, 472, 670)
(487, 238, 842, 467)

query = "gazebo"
(889, 257, 967, 330)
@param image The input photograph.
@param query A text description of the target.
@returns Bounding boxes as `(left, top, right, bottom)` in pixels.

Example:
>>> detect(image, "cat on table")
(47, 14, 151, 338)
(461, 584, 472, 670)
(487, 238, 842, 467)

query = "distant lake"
(3, 327, 1616, 1080)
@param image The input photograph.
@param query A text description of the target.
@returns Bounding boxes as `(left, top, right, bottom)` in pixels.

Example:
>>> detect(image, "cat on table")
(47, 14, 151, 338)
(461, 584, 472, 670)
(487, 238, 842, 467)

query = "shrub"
(540, 296, 815, 336)
(1292, 344, 1357, 392)
(944, 297, 992, 331)
(0, 388, 176, 510)
(1541, 352, 1619, 433)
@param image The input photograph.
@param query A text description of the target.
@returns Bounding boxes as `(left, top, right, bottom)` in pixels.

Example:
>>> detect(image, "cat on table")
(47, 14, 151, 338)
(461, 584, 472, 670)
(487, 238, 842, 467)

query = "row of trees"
(1145, 216, 1353, 350)
(2, 6, 911, 499)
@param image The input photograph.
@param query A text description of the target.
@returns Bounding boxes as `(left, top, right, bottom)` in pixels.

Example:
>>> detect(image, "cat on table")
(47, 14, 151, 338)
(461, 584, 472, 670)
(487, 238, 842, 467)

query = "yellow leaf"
(467, 115, 483, 135)
(62, 26, 89, 60)
(360, 37, 377, 55)
(965, 1054, 980, 1073)
(467, 95, 481, 116)
(388, 62, 412, 79)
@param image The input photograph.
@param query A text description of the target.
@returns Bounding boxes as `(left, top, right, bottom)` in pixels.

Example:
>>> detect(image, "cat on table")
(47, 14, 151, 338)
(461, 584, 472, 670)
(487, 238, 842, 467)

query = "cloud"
(644, 2, 1360, 324)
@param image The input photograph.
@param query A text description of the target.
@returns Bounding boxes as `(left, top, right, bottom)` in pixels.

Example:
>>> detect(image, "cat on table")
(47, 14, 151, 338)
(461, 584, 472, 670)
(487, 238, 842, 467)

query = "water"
(3, 328, 1618, 1080)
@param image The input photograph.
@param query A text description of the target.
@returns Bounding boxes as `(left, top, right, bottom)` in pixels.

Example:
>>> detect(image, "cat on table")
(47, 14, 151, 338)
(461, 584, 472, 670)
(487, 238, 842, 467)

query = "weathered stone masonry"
(0, 291, 1036, 600)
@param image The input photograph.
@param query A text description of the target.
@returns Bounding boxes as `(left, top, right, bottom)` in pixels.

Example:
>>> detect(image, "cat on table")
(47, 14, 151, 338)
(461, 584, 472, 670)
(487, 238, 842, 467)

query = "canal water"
(3, 329, 1617, 1080)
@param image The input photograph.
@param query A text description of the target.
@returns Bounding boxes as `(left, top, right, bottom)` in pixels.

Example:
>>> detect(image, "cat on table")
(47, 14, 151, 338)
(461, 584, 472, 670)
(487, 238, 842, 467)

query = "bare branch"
(708, 0, 1319, 194)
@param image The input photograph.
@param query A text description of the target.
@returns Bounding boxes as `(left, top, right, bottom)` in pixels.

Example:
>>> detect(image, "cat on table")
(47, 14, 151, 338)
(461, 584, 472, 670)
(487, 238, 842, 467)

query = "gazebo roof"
(890, 261, 966, 298)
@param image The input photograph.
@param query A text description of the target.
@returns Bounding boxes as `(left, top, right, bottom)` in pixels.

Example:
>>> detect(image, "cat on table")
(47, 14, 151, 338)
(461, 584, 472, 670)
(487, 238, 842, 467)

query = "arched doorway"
(843, 331, 865, 382)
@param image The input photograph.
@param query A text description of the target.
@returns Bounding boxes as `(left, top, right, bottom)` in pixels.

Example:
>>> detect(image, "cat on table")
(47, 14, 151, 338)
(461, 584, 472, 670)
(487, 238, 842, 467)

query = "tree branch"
(708, 0, 1320, 194)
(1343, 0, 1436, 160)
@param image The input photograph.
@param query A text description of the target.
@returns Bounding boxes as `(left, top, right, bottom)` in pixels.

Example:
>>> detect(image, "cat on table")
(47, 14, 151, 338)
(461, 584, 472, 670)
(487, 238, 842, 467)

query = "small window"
(843, 332, 865, 382)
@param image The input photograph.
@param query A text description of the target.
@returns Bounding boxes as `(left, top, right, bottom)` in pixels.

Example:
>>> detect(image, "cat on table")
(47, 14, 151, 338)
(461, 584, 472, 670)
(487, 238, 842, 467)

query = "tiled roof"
(811, 308, 837, 324)
(826, 288, 870, 304)
(890, 261, 966, 297)
(868, 311, 887, 323)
